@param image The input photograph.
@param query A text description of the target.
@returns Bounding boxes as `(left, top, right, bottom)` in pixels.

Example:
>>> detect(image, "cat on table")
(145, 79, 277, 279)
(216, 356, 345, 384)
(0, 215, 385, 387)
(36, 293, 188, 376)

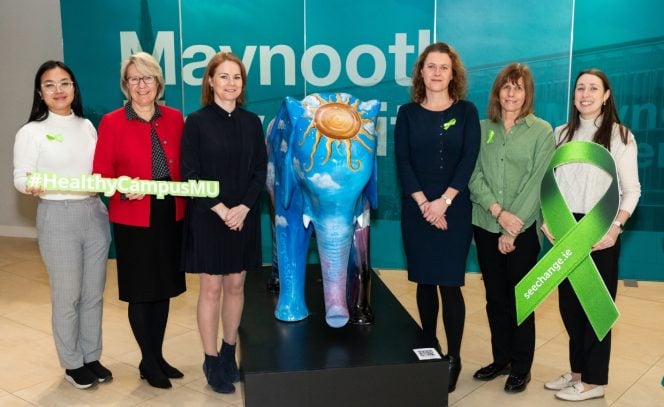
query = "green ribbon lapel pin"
(487, 129, 495, 144)
(46, 133, 64, 142)
(442, 118, 456, 131)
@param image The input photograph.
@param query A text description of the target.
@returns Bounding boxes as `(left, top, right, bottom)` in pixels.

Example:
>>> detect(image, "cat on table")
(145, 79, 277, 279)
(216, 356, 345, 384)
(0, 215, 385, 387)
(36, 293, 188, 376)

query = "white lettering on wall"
(260, 45, 296, 85)
(120, 29, 432, 88)
(301, 45, 342, 86)
(346, 44, 386, 87)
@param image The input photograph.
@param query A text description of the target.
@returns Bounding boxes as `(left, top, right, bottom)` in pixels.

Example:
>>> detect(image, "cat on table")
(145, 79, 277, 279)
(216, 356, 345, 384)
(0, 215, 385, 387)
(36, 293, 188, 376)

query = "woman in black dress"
(180, 52, 267, 394)
(395, 42, 480, 392)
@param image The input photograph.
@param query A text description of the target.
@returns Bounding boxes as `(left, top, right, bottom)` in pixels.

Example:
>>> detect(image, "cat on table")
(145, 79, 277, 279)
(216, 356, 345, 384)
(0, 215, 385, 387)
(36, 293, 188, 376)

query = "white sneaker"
(555, 382, 605, 401)
(544, 372, 580, 390)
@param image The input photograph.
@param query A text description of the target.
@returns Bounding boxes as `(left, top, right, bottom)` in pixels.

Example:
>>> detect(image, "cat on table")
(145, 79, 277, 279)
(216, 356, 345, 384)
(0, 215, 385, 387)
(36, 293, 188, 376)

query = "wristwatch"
(442, 195, 453, 206)
(612, 220, 624, 231)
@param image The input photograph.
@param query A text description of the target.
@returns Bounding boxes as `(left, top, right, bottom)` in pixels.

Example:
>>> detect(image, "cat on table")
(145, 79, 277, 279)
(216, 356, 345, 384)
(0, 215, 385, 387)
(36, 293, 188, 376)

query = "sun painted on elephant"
(301, 94, 375, 172)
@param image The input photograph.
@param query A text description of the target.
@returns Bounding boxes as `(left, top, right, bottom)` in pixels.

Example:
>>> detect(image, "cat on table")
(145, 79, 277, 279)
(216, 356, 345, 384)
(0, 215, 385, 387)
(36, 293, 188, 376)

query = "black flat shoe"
(504, 372, 531, 393)
(473, 363, 510, 381)
(447, 355, 462, 393)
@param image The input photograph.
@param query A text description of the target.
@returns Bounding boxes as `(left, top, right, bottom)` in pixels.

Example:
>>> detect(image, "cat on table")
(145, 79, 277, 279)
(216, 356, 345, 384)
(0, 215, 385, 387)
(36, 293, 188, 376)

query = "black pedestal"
(239, 266, 448, 407)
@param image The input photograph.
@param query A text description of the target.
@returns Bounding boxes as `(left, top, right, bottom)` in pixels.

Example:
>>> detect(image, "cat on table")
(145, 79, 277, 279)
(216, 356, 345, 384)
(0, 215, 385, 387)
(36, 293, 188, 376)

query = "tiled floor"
(0, 236, 662, 406)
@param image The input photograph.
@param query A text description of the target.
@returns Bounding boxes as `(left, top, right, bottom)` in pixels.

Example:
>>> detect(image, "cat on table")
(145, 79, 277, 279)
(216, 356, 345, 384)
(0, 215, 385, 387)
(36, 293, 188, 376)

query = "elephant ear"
(266, 98, 296, 209)
(363, 157, 379, 210)
(280, 96, 307, 209)
(358, 99, 381, 210)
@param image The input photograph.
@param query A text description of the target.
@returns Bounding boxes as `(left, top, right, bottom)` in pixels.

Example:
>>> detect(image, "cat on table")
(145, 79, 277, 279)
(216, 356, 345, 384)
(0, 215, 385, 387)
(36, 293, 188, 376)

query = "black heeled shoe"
(158, 358, 184, 379)
(139, 361, 172, 389)
(447, 355, 462, 393)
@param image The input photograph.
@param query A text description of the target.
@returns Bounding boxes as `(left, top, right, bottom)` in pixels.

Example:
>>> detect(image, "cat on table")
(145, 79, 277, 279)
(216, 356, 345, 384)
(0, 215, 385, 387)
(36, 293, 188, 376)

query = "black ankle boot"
(220, 341, 240, 383)
(203, 353, 234, 394)
(447, 355, 462, 393)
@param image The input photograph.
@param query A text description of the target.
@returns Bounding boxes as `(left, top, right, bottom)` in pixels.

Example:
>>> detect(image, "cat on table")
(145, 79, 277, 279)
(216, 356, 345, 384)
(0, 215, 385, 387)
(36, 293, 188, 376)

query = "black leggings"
(128, 299, 170, 370)
(416, 284, 465, 357)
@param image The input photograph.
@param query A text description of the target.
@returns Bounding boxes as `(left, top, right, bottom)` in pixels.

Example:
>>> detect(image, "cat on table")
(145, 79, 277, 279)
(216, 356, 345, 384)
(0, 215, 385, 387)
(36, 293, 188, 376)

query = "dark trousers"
(473, 224, 540, 375)
(558, 214, 620, 385)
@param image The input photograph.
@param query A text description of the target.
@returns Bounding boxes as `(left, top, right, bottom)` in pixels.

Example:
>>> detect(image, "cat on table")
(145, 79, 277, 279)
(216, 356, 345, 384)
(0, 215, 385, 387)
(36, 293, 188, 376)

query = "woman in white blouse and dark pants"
(542, 69, 641, 402)
(13, 61, 112, 390)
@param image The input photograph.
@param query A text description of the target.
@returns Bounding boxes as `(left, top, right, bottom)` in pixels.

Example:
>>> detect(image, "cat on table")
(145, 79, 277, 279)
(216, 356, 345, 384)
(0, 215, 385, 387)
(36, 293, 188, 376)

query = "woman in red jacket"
(93, 52, 186, 389)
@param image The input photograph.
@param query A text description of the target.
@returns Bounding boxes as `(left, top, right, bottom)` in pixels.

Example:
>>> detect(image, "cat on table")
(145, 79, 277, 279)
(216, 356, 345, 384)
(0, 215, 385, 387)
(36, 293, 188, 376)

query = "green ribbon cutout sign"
(515, 141, 619, 340)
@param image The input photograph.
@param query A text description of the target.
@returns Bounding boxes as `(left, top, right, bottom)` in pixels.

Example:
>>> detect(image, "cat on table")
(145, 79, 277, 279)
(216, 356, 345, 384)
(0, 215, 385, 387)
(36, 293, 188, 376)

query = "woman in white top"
(13, 61, 112, 390)
(542, 69, 640, 401)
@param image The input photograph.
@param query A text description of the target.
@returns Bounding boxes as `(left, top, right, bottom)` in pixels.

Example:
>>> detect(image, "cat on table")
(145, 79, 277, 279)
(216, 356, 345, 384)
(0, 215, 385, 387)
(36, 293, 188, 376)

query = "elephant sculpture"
(265, 93, 379, 328)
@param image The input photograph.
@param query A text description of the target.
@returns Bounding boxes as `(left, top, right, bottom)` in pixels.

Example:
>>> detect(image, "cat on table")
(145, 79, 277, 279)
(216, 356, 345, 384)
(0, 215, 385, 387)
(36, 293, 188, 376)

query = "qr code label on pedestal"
(413, 348, 442, 360)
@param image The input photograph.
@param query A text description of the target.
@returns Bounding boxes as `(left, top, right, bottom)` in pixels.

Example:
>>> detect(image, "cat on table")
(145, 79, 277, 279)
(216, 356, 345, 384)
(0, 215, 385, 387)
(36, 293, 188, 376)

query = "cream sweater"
(13, 112, 97, 200)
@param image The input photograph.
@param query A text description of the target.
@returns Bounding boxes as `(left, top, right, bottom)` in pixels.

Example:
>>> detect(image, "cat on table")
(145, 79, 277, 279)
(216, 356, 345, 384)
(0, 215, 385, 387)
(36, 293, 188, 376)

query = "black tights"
(128, 299, 170, 371)
(416, 284, 465, 357)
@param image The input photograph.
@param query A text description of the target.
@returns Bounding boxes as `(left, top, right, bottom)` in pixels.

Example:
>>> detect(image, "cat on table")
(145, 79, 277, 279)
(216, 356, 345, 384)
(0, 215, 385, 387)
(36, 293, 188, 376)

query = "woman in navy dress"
(395, 42, 480, 393)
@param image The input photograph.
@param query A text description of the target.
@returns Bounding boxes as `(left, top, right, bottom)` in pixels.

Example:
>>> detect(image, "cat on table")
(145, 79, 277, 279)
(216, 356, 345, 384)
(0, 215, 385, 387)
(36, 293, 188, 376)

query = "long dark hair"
(28, 61, 84, 122)
(558, 68, 629, 150)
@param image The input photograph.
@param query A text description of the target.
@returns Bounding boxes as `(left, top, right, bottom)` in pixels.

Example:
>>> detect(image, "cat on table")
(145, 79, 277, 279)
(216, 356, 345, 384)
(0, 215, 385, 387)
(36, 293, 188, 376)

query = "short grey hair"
(119, 51, 165, 101)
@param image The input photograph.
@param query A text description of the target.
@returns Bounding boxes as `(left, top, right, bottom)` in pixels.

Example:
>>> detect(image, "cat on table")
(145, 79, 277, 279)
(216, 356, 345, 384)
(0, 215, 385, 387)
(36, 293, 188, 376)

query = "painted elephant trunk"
(313, 216, 354, 327)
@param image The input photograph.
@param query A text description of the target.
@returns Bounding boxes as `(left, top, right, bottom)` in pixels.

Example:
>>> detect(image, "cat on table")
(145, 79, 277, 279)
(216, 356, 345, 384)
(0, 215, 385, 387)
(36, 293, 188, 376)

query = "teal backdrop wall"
(60, 0, 663, 281)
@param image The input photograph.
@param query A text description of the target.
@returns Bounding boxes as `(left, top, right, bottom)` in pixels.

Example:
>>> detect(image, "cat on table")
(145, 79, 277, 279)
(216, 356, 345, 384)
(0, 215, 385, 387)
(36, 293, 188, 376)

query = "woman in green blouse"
(468, 63, 554, 393)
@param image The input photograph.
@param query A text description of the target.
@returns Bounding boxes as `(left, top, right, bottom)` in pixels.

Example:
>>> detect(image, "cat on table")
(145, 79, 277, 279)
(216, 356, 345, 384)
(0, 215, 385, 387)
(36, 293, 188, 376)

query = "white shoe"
(544, 372, 580, 390)
(555, 383, 605, 401)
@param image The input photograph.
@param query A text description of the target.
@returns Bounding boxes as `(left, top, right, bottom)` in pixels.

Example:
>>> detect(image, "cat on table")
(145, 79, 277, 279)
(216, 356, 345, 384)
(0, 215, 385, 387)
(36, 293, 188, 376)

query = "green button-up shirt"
(469, 114, 555, 234)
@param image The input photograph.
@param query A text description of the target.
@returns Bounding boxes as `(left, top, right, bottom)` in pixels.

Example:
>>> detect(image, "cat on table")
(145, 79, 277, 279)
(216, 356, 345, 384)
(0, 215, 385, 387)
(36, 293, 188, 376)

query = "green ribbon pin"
(46, 133, 63, 142)
(442, 118, 456, 131)
(515, 141, 619, 340)
(487, 129, 495, 144)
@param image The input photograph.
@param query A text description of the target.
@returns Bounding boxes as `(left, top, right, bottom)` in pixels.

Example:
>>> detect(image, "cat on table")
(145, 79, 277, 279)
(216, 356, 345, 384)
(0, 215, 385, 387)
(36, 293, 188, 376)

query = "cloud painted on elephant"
(308, 173, 340, 189)
(275, 215, 288, 227)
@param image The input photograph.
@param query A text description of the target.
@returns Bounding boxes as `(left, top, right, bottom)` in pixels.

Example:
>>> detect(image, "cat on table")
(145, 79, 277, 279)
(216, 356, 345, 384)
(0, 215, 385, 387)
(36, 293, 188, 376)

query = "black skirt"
(113, 195, 186, 302)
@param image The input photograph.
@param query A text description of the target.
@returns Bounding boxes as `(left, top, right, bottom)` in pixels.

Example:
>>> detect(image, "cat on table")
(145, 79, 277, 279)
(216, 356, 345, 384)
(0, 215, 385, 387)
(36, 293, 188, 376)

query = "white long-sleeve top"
(554, 117, 641, 215)
(13, 112, 97, 200)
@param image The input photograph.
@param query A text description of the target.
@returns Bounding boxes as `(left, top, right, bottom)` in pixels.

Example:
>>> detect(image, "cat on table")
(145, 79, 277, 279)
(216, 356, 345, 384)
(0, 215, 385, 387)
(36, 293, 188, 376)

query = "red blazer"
(93, 105, 186, 227)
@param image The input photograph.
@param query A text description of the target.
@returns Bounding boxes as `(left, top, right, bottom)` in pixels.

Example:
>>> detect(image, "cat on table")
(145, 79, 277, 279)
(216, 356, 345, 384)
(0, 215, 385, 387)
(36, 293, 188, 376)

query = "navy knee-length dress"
(395, 101, 480, 286)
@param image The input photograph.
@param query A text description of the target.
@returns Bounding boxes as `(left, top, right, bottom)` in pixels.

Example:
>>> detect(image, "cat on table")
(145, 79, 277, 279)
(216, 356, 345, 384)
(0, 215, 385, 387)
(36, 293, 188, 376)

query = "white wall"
(0, 0, 63, 237)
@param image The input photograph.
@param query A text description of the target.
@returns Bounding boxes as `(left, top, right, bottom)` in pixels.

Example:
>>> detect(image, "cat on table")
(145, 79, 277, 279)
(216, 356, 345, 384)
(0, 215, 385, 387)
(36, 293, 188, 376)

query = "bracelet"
(418, 200, 428, 208)
(496, 208, 505, 221)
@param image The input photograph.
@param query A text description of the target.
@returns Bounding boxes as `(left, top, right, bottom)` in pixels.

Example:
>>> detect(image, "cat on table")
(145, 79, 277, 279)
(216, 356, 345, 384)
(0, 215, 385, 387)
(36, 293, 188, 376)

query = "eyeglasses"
(125, 76, 156, 86)
(40, 81, 75, 94)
